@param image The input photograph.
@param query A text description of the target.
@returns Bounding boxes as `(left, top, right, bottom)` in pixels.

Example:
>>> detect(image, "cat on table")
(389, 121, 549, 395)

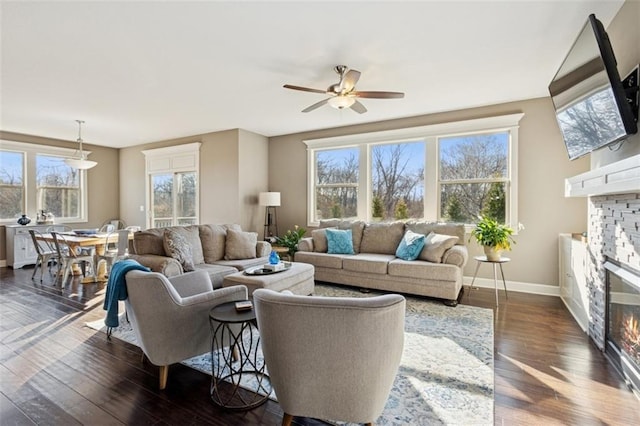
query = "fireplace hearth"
(605, 260, 640, 397)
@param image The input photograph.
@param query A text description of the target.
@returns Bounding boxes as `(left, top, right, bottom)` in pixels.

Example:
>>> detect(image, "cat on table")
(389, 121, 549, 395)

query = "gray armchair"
(124, 269, 248, 389)
(253, 289, 405, 426)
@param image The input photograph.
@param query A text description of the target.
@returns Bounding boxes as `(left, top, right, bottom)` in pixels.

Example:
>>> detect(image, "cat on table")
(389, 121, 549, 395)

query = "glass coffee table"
(209, 301, 271, 410)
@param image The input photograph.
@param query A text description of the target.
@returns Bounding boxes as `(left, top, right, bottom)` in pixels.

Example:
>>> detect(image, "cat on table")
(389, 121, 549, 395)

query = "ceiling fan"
(283, 65, 404, 114)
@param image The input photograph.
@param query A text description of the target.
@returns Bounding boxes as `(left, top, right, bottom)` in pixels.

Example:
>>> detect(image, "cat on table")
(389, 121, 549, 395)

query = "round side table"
(209, 301, 271, 410)
(469, 255, 510, 306)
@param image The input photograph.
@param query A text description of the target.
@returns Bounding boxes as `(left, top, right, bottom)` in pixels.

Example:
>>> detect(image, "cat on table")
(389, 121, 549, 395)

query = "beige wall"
(0, 131, 119, 262)
(268, 97, 590, 288)
(119, 128, 268, 233)
(591, 0, 640, 168)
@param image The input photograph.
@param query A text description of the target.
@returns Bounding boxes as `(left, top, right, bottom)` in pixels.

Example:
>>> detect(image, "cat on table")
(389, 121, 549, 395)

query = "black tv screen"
(549, 14, 637, 160)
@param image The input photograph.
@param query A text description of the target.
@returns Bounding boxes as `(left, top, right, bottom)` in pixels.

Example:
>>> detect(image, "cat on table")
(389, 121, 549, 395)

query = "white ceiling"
(0, 0, 626, 148)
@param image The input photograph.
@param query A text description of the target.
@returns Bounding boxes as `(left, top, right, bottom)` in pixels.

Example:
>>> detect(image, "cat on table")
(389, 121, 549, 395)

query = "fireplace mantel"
(565, 154, 640, 197)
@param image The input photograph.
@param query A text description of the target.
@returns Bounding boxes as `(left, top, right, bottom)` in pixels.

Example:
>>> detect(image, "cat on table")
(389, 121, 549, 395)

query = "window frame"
(304, 113, 523, 230)
(142, 142, 201, 229)
(0, 140, 90, 224)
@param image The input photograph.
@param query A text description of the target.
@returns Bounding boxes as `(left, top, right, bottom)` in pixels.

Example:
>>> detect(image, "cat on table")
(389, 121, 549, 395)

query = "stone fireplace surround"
(566, 154, 640, 350)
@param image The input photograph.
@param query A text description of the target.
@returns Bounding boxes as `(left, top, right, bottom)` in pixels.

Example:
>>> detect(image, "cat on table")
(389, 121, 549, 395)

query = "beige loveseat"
(294, 220, 468, 306)
(130, 224, 271, 288)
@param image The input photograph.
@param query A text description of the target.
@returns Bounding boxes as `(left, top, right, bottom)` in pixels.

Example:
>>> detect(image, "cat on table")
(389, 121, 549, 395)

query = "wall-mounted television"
(549, 13, 638, 160)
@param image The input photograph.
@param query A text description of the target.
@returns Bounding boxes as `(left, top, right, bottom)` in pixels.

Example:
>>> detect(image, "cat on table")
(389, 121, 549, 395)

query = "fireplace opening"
(604, 260, 640, 398)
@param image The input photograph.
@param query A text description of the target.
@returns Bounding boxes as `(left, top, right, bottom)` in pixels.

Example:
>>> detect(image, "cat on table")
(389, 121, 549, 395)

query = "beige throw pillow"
(312, 227, 335, 252)
(163, 229, 196, 271)
(419, 232, 459, 263)
(225, 229, 258, 260)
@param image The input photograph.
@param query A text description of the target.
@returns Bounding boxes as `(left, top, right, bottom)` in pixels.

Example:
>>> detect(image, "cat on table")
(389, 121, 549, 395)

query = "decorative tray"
(244, 263, 292, 276)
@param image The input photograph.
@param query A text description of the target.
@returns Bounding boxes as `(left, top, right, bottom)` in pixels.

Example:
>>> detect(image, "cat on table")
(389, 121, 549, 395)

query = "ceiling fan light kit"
(328, 96, 356, 109)
(284, 65, 404, 114)
(64, 119, 97, 170)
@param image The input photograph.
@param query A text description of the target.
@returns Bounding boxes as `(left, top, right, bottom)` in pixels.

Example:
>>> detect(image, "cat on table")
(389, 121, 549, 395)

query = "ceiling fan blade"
(340, 69, 361, 92)
(283, 84, 327, 94)
(302, 98, 330, 113)
(350, 100, 367, 114)
(353, 91, 404, 99)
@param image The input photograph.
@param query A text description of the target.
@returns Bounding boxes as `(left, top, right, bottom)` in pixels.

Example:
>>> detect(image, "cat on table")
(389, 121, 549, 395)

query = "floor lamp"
(259, 192, 280, 241)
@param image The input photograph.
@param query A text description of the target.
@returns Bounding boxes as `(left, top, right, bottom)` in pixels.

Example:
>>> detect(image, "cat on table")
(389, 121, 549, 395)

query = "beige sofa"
(130, 224, 271, 288)
(294, 220, 468, 306)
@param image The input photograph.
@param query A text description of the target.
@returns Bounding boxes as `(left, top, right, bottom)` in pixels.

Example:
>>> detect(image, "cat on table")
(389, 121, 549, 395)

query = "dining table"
(36, 231, 131, 283)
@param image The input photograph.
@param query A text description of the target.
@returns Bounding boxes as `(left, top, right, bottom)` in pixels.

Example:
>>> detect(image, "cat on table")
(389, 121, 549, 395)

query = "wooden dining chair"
(28, 229, 59, 282)
(50, 232, 95, 285)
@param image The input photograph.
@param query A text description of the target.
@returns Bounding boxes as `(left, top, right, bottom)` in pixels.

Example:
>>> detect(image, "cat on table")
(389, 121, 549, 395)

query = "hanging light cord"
(76, 119, 85, 159)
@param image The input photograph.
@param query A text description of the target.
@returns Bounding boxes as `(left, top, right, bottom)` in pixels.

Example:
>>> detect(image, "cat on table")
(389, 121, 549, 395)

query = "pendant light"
(64, 119, 97, 170)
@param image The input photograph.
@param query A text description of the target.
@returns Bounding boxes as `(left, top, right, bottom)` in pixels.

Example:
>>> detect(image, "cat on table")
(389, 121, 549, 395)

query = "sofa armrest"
(129, 254, 183, 277)
(256, 241, 272, 257)
(298, 237, 313, 252)
(442, 245, 468, 268)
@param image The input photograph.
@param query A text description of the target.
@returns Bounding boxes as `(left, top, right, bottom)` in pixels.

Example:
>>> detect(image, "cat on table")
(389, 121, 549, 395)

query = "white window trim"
(0, 140, 91, 224)
(142, 142, 201, 229)
(304, 113, 524, 229)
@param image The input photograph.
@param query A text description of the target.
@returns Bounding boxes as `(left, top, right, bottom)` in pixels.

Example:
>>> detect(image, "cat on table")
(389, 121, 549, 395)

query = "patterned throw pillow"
(163, 229, 195, 272)
(419, 232, 459, 263)
(326, 228, 355, 255)
(395, 230, 426, 261)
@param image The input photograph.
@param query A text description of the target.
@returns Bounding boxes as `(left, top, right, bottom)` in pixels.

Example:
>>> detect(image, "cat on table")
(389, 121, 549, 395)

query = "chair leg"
(282, 413, 294, 426)
(62, 263, 71, 285)
(32, 257, 40, 280)
(159, 365, 169, 390)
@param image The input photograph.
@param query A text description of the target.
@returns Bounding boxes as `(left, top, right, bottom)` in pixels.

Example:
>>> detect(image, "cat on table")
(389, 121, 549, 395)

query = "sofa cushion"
(199, 224, 227, 262)
(419, 232, 459, 263)
(320, 220, 366, 253)
(395, 230, 426, 261)
(343, 253, 396, 275)
(163, 229, 196, 272)
(405, 221, 465, 244)
(326, 228, 355, 255)
(359, 221, 405, 255)
(193, 263, 238, 289)
(224, 229, 258, 260)
(388, 259, 461, 282)
(133, 229, 165, 256)
(294, 251, 345, 269)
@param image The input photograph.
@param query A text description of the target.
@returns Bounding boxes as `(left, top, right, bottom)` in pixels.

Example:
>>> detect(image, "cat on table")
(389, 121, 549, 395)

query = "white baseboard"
(463, 276, 561, 297)
(0, 260, 6, 268)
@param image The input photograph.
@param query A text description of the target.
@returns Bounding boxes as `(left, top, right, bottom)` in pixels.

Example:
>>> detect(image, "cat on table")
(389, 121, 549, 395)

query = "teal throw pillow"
(395, 230, 426, 261)
(326, 228, 355, 255)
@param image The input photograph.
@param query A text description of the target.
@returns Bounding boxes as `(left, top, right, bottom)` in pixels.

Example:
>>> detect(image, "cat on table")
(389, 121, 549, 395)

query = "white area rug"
(87, 283, 494, 425)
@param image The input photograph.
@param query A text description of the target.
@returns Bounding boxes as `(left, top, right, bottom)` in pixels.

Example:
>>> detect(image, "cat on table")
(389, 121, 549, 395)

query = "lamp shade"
(259, 192, 281, 206)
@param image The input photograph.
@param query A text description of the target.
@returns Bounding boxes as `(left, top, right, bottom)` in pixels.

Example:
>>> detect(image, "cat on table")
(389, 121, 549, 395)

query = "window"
(305, 113, 523, 229)
(0, 151, 25, 220)
(439, 132, 509, 223)
(314, 148, 359, 221)
(142, 143, 200, 228)
(151, 172, 198, 228)
(0, 141, 88, 223)
(371, 141, 425, 221)
(36, 154, 81, 220)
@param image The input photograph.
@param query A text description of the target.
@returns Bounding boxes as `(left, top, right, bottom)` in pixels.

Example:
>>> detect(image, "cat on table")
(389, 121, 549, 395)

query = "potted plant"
(470, 216, 515, 261)
(275, 225, 307, 259)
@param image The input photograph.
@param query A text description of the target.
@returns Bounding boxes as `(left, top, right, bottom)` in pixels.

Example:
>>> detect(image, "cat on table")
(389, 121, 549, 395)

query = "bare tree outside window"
(0, 151, 25, 220)
(152, 172, 197, 228)
(315, 149, 359, 220)
(371, 142, 425, 221)
(439, 133, 508, 224)
(36, 155, 80, 219)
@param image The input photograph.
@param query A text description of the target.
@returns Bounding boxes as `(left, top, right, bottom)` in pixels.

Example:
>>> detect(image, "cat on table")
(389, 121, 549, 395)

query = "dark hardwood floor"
(1, 266, 638, 425)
